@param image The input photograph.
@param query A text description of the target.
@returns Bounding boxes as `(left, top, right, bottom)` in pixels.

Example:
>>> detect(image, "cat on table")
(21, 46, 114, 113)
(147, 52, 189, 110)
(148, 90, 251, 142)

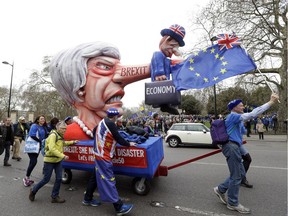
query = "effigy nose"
(113, 63, 151, 87)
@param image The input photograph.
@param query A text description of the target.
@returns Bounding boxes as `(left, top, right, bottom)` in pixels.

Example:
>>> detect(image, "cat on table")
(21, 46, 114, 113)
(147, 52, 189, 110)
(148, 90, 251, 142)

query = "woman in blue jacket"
(23, 115, 48, 187)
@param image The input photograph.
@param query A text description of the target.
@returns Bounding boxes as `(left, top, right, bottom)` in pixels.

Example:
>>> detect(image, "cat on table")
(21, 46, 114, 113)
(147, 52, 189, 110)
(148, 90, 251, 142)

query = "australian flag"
(171, 33, 257, 90)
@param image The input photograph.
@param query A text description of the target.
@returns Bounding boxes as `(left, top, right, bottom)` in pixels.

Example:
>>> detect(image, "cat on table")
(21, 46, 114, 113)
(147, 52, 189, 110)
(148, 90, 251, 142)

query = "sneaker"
(82, 199, 101, 207)
(227, 203, 251, 214)
(241, 179, 253, 188)
(3, 162, 11, 166)
(213, 187, 227, 205)
(116, 204, 133, 216)
(23, 177, 33, 187)
(29, 188, 35, 201)
(51, 196, 66, 203)
(28, 179, 35, 185)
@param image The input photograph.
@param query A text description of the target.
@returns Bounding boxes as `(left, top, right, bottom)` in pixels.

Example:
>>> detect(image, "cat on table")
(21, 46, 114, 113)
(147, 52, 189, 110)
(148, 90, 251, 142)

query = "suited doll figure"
(150, 24, 186, 115)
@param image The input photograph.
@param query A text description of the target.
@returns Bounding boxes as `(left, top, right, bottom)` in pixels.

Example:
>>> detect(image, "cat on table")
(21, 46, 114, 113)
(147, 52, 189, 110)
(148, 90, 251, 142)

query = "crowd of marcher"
(0, 111, 278, 168)
(118, 111, 279, 139)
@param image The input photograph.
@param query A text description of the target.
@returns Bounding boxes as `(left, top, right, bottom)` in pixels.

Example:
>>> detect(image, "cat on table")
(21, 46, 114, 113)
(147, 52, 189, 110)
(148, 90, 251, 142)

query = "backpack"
(41, 132, 58, 156)
(210, 119, 236, 145)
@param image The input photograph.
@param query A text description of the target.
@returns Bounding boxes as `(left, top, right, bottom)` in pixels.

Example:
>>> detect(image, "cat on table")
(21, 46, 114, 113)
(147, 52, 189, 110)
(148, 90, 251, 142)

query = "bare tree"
(19, 56, 77, 120)
(192, 0, 287, 130)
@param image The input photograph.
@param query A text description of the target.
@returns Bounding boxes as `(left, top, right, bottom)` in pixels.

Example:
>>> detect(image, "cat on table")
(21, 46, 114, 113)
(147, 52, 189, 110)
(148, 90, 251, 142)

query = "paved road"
(0, 134, 287, 216)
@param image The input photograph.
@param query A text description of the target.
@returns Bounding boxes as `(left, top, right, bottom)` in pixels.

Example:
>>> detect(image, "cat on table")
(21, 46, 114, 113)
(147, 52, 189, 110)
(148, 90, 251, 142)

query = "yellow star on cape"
(189, 66, 194, 71)
(204, 78, 209, 82)
(101, 175, 105, 179)
(222, 61, 228, 66)
(195, 72, 200, 77)
(213, 77, 219, 81)
(189, 58, 194, 64)
(202, 48, 207, 52)
(220, 56, 224, 61)
(194, 51, 199, 56)
(215, 53, 220, 59)
(220, 68, 227, 74)
(210, 48, 215, 53)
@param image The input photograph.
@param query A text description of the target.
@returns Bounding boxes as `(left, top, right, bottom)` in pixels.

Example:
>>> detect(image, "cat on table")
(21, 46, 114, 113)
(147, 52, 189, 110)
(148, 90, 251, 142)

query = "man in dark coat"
(1, 117, 15, 166)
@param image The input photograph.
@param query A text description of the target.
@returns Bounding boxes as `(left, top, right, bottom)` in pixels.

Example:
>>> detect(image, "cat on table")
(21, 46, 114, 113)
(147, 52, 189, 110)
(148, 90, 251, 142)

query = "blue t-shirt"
(225, 112, 243, 145)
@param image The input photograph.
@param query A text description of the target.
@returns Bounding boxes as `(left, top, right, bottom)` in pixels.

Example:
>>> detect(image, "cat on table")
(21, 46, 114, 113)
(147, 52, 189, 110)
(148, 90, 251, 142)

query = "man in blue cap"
(64, 116, 73, 125)
(213, 93, 279, 214)
(92, 107, 137, 215)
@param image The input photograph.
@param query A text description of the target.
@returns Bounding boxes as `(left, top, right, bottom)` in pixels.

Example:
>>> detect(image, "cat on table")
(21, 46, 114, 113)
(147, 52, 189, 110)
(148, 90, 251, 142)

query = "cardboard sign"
(145, 80, 181, 105)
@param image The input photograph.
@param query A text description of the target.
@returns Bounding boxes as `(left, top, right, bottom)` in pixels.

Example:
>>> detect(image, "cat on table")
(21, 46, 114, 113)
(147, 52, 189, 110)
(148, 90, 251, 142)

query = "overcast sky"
(0, 0, 210, 108)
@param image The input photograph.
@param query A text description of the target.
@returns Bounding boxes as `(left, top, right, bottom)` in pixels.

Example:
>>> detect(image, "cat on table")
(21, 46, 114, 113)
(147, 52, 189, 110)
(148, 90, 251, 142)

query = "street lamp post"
(2, 61, 14, 117)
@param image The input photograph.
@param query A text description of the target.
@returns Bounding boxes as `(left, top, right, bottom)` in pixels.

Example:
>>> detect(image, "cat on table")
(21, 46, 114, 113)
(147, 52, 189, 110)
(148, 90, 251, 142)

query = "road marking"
(175, 205, 234, 216)
(193, 162, 287, 170)
(151, 201, 234, 216)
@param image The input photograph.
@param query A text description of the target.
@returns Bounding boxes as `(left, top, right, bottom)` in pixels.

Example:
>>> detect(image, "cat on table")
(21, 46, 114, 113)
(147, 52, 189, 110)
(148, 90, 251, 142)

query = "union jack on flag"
(217, 33, 241, 50)
(169, 24, 185, 38)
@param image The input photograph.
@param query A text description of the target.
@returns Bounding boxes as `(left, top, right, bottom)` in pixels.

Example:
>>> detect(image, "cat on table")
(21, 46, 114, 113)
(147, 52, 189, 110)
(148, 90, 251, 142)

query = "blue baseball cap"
(107, 108, 119, 117)
(227, 99, 242, 110)
(64, 116, 72, 122)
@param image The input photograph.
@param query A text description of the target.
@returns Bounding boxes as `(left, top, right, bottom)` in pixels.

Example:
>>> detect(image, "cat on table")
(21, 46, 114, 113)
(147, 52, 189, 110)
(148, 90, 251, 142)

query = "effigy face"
(83, 56, 124, 118)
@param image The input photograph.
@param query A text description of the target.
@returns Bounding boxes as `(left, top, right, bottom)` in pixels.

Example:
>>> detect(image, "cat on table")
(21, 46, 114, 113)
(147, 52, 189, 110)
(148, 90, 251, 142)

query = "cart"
(62, 136, 223, 195)
(62, 136, 164, 195)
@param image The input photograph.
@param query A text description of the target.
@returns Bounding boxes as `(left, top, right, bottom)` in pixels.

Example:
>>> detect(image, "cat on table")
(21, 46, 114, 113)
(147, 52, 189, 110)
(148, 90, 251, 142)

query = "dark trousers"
(26, 153, 39, 177)
(113, 199, 124, 211)
(258, 132, 264, 139)
(242, 153, 252, 181)
(32, 161, 63, 198)
(84, 168, 98, 201)
(3, 141, 12, 163)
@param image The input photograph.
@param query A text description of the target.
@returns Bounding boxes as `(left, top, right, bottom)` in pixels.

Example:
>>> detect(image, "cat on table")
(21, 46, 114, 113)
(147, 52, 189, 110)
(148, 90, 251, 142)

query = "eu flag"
(171, 43, 256, 90)
(130, 113, 138, 119)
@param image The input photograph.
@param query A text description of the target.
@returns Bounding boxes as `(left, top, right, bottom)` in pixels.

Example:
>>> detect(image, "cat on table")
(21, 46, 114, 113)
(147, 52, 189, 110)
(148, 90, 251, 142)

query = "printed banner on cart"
(64, 145, 148, 168)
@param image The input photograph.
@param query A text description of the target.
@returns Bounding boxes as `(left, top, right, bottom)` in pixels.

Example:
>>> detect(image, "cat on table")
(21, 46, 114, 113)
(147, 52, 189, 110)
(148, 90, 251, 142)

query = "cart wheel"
(132, 177, 151, 196)
(62, 169, 72, 184)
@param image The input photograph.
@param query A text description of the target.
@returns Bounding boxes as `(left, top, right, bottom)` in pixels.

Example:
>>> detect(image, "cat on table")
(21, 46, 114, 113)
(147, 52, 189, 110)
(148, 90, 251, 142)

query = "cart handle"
(167, 149, 222, 170)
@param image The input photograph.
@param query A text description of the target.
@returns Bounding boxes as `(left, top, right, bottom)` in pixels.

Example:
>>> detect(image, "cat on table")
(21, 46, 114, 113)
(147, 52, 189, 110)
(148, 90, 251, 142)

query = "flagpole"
(211, 36, 218, 117)
(256, 68, 281, 103)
